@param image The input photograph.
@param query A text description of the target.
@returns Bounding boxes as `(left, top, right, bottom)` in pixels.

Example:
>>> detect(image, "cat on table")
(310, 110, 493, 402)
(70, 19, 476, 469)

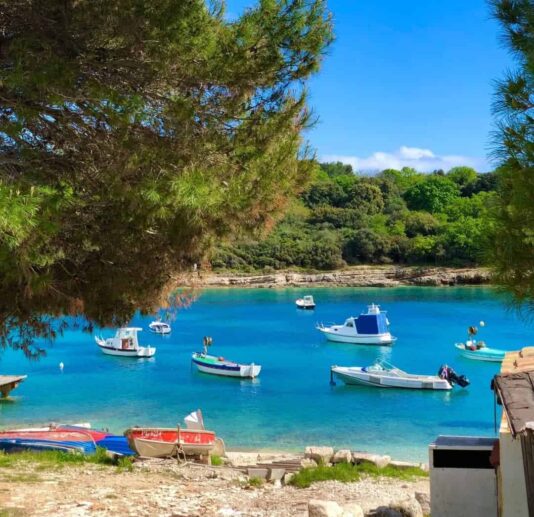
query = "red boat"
(124, 427, 216, 458)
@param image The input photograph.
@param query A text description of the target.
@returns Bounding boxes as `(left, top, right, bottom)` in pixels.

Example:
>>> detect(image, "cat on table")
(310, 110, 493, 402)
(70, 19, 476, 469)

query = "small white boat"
(454, 322, 506, 362)
(95, 328, 156, 357)
(149, 320, 171, 334)
(317, 303, 395, 345)
(331, 361, 469, 390)
(191, 337, 261, 378)
(296, 295, 316, 310)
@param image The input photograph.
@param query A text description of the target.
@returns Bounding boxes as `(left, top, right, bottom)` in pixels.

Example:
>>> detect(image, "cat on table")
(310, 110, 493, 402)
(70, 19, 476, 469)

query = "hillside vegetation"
(212, 163, 497, 272)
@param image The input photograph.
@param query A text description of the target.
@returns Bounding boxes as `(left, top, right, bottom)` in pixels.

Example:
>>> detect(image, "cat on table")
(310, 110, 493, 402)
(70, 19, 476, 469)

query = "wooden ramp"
(0, 376, 27, 398)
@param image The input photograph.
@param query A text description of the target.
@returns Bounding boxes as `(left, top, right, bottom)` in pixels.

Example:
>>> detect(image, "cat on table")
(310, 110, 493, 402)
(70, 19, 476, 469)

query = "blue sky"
(225, 0, 511, 172)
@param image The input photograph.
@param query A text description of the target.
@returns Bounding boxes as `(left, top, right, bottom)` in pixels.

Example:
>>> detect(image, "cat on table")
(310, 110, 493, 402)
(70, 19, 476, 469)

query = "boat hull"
(454, 343, 505, 362)
(96, 339, 156, 357)
(192, 354, 261, 378)
(0, 430, 97, 454)
(332, 367, 452, 390)
(125, 428, 216, 458)
(318, 327, 394, 345)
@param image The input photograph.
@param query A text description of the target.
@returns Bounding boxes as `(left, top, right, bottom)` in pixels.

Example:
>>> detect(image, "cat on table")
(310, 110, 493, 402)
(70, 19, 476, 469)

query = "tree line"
(211, 163, 498, 271)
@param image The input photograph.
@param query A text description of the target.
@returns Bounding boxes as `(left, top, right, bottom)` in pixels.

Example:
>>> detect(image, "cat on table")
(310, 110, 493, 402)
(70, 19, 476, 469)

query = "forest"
(211, 162, 498, 271)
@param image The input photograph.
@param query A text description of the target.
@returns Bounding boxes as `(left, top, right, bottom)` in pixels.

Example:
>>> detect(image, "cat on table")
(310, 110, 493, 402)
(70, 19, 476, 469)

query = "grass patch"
(289, 462, 428, 489)
(210, 455, 223, 466)
(0, 448, 132, 470)
(247, 476, 264, 488)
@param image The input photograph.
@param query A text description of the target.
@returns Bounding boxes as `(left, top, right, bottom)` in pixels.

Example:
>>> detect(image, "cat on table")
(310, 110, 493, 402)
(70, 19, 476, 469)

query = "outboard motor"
(438, 364, 470, 388)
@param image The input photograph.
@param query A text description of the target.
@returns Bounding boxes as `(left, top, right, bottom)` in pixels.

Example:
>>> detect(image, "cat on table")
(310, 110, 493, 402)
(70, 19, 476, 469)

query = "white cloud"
(321, 146, 483, 173)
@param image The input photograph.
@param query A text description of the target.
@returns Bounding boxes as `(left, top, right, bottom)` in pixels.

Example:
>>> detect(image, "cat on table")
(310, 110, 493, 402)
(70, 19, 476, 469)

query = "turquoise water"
(0, 287, 532, 461)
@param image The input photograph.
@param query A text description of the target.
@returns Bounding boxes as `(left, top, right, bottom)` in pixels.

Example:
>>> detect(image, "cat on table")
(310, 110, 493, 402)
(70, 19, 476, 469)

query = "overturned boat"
(317, 304, 395, 345)
(330, 361, 469, 390)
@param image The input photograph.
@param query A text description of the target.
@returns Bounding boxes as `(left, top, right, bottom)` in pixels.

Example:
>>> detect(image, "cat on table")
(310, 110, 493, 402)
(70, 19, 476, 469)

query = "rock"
(351, 452, 390, 469)
(332, 449, 352, 464)
(388, 497, 423, 517)
(308, 499, 343, 517)
(246, 468, 269, 480)
(389, 460, 420, 470)
(300, 458, 318, 469)
(283, 472, 295, 485)
(341, 502, 364, 517)
(368, 507, 402, 517)
(305, 446, 334, 465)
(268, 468, 286, 482)
(414, 492, 430, 516)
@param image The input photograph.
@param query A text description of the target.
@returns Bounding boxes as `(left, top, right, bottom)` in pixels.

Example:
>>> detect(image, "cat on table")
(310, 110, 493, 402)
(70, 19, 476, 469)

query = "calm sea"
(0, 287, 532, 461)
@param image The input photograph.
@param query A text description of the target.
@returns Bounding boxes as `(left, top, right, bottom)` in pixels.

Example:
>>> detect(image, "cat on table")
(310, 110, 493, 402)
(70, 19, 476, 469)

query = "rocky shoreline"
(0, 449, 430, 516)
(188, 266, 490, 289)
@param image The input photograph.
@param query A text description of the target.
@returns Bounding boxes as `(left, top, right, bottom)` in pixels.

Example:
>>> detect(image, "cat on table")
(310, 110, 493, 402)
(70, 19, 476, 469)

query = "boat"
(191, 337, 261, 378)
(330, 361, 469, 390)
(454, 322, 506, 362)
(125, 410, 216, 458)
(0, 430, 97, 454)
(148, 320, 171, 334)
(296, 295, 316, 310)
(0, 375, 27, 398)
(317, 303, 395, 345)
(94, 327, 156, 357)
(57, 425, 135, 457)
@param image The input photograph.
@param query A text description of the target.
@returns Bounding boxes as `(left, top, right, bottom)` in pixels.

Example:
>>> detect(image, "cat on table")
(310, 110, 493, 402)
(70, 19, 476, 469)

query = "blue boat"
(0, 430, 97, 454)
(455, 343, 506, 362)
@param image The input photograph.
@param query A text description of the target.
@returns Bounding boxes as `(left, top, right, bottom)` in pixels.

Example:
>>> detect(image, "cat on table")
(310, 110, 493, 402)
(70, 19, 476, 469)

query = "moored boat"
(149, 320, 171, 334)
(330, 361, 469, 390)
(191, 337, 261, 378)
(317, 303, 395, 345)
(95, 327, 156, 357)
(454, 322, 506, 362)
(296, 295, 316, 310)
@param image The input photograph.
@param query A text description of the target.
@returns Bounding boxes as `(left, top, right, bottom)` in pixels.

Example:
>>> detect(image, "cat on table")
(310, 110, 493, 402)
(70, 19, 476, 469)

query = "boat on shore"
(125, 410, 216, 458)
(95, 328, 156, 357)
(148, 320, 171, 334)
(191, 337, 261, 378)
(454, 322, 506, 362)
(296, 295, 316, 310)
(317, 303, 395, 345)
(330, 361, 469, 390)
(0, 430, 97, 454)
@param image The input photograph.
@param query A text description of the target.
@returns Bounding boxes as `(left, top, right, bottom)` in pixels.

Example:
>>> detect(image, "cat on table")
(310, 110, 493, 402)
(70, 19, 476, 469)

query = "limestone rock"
(305, 446, 334, 465)
(414, 492, 430, 516)
(332, 449, 352, 464)
(387, 497, 423, 517)
(351, 452, 390, 469)
(300, 458, 318, 469)
(308, 499, 343, 517)
(341, 502, 364, 517)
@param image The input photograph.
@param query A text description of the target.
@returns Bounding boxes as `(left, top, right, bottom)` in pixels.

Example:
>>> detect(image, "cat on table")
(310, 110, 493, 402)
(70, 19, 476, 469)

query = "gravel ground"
(0, 455, 429, 516)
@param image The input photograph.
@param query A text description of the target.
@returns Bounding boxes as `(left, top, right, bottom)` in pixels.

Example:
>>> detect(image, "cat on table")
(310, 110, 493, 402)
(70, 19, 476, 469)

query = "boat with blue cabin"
(317, 303, 395, 345)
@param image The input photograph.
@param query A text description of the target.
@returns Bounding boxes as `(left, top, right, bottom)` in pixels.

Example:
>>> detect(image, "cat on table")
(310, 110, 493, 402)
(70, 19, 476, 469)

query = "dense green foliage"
(212, 162, 497, 271)
(0, 0, 332, 352)
(489, 0, 534, 310)
(289, 461, 428, 489)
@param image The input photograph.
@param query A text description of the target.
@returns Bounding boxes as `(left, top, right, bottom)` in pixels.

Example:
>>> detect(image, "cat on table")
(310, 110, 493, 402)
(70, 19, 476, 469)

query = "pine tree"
(0, 0, 332, 353)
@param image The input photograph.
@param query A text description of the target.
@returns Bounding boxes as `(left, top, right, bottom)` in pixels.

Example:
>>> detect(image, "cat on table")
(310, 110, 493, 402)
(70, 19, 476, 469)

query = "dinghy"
(454, 322, 506, 362)
(317, 304, 395, 345)
(125, 410, 216, 458)
(296, 295, 316, 310)
(95, 327, 156, 357)
(191, 337, 261, 378)
(330, 361, 469, 390)
(148, 320, 171, 334)
(0, 430, 97, 454)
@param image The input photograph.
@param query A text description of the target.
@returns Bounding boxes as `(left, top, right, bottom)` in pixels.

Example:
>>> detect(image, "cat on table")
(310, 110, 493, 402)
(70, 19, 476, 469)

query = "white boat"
(317, 303, 395, 345)
(192, 353, 261, 378)
(330, 361, 469, 390)
(149, 320, 171, 334)
(95, 328, 156, 357)
(296, 295, 316, 310)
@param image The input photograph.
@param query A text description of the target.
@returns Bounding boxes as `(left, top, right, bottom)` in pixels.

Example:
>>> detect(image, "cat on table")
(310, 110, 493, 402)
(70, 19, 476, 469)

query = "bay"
(0, 286, 532, 461)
